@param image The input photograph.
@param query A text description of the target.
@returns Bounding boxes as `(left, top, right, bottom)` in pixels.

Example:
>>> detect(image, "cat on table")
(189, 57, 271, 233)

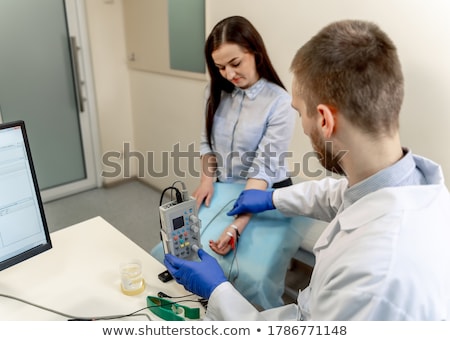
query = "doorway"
(0, 0, 100, 202)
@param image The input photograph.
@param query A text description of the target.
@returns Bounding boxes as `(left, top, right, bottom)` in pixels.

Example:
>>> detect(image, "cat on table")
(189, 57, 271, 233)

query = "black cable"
(197, 198, 240, 283)
(0, 293, 151, 321)
(228, 241, 239, 284)
(200, 198, 236, 237)
(0, 293, 203, 321)
(157, 291, 208, 310)
(171, 180, 189, 201)
(159, 186, 183, 243)
(157, 291, 193, 299)
(159, 186, 183, 207)
(72, 299, 203, 321)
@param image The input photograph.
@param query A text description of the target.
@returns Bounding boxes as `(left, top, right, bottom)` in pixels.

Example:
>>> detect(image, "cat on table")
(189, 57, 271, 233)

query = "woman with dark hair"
(193, 16, 296, 255)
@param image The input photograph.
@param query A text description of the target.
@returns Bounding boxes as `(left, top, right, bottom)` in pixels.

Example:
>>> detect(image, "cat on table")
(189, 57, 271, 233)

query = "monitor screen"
(0, 120, 52, 271)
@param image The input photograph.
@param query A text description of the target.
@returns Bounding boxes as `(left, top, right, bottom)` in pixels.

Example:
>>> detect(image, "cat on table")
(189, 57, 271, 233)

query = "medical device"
(159, 184, 202, 261)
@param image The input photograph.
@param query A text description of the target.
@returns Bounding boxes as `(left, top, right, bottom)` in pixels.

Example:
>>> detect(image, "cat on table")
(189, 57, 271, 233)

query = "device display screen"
(172, 216, 184, 230)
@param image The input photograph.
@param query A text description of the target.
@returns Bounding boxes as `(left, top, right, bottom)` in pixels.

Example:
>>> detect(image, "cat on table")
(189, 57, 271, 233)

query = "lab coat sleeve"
(273, 177, 348, 222)
(204, 282, 299, 321)
(311, 287, 409, 320)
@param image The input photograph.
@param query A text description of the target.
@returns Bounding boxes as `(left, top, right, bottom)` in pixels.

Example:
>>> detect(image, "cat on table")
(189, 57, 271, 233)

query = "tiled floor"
(44, 180, 312, 305)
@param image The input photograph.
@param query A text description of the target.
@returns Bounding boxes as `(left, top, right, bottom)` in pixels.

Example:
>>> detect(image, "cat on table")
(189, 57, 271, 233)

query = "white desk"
(0, 216, 204, 320)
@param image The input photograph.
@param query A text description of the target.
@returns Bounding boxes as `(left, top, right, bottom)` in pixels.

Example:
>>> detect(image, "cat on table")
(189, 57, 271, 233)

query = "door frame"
(41, 0, 102, 202)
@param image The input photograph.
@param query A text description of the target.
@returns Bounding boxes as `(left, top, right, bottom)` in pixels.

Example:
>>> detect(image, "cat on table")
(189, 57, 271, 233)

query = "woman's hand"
(209, 228, 235, 255)
(209, 213, 251, 255)
(192, 181, 214, 209)
(209, 179, 266, 256)
(193, 153, 217, 209)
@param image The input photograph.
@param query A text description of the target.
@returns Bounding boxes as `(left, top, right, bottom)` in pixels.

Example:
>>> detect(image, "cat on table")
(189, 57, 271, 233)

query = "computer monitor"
(0, 120, 52, 271)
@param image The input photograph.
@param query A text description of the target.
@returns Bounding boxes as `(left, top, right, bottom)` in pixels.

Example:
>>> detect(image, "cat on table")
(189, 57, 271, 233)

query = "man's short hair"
(291, 20, 404, 136)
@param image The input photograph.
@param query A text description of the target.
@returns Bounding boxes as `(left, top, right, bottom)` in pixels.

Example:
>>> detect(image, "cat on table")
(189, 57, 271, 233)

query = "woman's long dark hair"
(204, 16, 286, 148)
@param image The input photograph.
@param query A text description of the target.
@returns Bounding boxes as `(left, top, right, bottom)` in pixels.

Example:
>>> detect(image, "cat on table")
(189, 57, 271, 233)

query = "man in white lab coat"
(164, 20, 450, 320)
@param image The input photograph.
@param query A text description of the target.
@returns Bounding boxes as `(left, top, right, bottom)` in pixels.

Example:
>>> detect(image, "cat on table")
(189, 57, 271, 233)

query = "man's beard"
(310, 126, 346, 176)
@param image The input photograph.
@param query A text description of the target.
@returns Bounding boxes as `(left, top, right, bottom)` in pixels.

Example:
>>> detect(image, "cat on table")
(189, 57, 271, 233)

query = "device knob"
(189, 215, 199, 224)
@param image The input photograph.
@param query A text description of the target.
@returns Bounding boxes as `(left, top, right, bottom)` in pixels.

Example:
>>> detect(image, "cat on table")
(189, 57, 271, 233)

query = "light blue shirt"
(200, 78, 296, 187)
(342, 148, 427, 210)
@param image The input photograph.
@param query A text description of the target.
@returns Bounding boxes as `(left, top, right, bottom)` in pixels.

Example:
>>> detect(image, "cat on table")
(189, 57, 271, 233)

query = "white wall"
(129, 70, 206, 191)
(206, 0, 450, 186)
(85, 0, 450, 192)
(84, 0, 135, 186)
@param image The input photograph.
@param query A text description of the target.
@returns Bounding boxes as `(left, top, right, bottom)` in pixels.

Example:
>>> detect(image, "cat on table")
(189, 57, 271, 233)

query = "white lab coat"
(204, 155, 450, 320)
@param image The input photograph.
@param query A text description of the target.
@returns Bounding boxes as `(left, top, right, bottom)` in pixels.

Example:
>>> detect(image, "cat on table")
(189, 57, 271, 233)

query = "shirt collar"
(343, 148, 418, 209)
(232, 78, 266, 100)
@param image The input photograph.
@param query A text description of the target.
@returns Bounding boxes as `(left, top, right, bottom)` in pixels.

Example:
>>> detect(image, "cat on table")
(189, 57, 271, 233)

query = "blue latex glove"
(227, 189, 275, 216)
(164, 249, 227, 299)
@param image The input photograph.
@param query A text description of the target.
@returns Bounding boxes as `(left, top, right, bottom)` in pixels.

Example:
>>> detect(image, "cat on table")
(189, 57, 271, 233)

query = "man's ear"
(316, 104, 336, 139)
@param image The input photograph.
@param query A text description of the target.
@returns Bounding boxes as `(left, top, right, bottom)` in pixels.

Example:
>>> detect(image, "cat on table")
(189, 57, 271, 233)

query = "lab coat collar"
(314, 184, 447, 250)
(339, 183, 445, 230)
(314, 154, 447, 250)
